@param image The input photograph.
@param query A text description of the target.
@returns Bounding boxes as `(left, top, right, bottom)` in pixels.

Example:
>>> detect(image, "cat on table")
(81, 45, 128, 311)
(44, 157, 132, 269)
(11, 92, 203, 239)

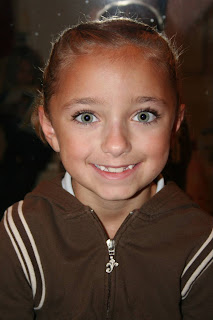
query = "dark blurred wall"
(0, 0, 14, 57)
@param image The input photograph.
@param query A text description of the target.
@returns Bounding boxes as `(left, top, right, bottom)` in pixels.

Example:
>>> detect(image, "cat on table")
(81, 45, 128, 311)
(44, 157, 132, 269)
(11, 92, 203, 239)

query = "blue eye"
(75, 112, 98, 124)
(133, 111, 157, 123)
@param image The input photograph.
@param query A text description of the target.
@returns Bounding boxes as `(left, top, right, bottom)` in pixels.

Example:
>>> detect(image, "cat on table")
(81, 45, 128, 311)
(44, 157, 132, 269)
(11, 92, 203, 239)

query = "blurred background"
(0, 0, 213, 218)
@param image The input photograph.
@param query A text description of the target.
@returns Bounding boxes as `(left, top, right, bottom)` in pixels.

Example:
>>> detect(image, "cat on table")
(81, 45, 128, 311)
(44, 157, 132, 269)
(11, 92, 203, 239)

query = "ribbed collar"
(32, 174, 196, 220)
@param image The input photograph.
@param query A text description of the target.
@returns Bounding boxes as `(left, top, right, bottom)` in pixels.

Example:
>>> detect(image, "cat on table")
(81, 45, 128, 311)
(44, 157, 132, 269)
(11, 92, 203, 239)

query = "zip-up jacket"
(0, 175, 213, 319)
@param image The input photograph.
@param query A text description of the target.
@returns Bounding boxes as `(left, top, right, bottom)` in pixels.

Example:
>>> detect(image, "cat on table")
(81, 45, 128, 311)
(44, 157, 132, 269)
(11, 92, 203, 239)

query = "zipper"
(89, 209, 134, 319)
(106, 239, 119, 273)
(105, 239, 118, 319)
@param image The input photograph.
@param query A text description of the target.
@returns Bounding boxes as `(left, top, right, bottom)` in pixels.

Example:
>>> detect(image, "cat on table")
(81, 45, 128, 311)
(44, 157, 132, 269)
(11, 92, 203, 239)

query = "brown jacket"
(0, 176, 213, 319)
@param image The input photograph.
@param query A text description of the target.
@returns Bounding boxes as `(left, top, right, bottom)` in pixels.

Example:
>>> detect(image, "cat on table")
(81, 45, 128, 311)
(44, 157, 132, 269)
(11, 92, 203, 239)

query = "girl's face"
(40, 47, 184, 205)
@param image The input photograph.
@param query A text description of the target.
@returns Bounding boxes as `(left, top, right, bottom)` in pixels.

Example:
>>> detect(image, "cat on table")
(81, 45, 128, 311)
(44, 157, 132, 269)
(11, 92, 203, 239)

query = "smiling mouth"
(94, 164, 136, 173)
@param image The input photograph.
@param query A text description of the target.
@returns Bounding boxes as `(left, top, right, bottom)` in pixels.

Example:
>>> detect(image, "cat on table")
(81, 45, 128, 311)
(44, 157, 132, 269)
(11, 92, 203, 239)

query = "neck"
(73, 181, 156, 239)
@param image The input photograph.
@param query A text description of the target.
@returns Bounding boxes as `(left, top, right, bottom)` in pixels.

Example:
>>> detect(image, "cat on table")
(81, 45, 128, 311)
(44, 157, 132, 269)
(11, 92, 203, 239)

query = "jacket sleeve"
(0, 210, 35, 320)
(181, 228, 213, 319)
(181, 262, 213, 319)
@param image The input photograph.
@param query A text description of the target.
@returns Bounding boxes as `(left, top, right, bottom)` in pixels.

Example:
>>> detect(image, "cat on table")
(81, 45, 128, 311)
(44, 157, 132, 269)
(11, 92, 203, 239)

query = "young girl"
(0, 18, 212, 319)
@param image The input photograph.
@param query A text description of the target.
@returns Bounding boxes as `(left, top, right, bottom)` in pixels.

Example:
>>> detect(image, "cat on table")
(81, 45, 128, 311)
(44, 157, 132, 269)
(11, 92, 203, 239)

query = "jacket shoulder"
(1, 201, 45, 310)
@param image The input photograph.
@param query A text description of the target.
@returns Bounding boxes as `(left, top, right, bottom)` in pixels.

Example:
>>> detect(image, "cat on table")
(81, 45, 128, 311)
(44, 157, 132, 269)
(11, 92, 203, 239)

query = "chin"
(97, 188, 136, 202)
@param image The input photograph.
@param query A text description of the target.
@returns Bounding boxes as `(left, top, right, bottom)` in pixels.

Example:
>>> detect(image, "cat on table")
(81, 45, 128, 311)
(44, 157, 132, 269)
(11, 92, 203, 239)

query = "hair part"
(31, 18, 182, 142)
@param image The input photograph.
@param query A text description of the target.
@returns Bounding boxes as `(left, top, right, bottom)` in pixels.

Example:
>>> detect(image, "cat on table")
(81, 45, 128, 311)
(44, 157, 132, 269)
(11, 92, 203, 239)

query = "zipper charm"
(106, 239, 119, 273)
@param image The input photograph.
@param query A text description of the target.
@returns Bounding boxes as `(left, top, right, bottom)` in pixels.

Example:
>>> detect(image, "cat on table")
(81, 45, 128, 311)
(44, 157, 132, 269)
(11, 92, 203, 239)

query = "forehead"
(61, 46, 174, 88)
(61, 44, 175, 88)
(50, 47, 177, 113)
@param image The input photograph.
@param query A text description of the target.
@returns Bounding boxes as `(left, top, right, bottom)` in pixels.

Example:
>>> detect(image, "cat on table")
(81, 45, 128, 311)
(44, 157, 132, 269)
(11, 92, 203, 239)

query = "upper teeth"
(95, 164, 135, 173)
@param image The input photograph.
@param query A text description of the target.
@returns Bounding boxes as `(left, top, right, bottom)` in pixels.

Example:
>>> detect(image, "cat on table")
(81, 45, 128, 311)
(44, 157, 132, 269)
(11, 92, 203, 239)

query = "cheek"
(58, 131, 94, 161)
(140, 130, 172, 158)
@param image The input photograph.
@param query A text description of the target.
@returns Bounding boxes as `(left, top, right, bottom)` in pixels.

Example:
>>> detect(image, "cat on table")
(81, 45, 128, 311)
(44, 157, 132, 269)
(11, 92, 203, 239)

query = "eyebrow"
(62, 96, 167, 110)
(62, 97, 105, 110)
(134, 96, 167, 106)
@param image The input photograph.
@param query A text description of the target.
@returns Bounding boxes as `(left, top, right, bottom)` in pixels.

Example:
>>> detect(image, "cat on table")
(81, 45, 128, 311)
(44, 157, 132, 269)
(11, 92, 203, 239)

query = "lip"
(95, 164, 134, 168)
(91, 163, 140, 180)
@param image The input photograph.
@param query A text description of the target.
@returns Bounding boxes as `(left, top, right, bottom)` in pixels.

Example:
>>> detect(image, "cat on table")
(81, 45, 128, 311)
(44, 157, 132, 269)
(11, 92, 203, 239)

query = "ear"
(38, 106, 60, 152)
(174, 104, 185, 132)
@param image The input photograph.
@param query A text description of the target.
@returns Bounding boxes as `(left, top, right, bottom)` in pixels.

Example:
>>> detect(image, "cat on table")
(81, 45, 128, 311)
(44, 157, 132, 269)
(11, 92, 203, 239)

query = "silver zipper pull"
(106, 239, 119, 273)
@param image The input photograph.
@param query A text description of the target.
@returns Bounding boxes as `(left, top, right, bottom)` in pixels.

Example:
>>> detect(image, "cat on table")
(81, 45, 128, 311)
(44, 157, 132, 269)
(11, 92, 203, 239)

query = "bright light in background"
(95, 0, 167, 31)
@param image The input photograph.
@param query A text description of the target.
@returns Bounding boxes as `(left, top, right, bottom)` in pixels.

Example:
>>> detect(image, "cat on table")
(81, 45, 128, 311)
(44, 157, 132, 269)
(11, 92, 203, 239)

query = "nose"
(101, 123, 132, 157)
